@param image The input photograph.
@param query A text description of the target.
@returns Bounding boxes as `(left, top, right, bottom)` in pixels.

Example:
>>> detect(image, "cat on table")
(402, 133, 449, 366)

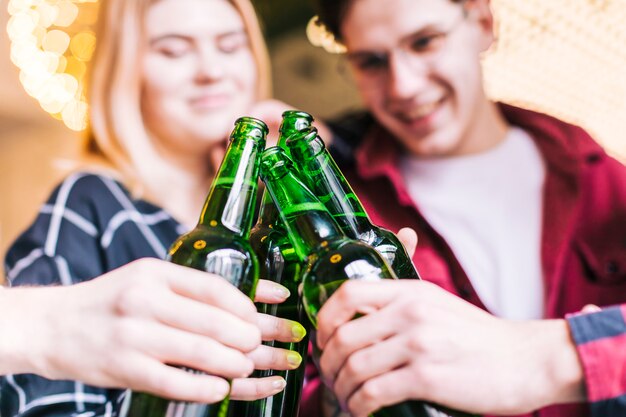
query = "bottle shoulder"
(169, 226, 256, 258)
(307, 238, 395, 280)
(356, 224, 394, 245)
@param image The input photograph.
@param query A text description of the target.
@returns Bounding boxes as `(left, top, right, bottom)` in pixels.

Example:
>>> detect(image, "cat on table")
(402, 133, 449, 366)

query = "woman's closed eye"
(217, 32, 249, 54)
(152, 38, 193, 59)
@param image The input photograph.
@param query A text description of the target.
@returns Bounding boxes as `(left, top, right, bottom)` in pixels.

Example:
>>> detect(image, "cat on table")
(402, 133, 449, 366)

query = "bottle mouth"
(280, 110, 314, 122)
(260, 146, 293, 181)
(287, 127, 326, 160)
(279, 110, 314, 134)
(233, 116, 269, 139)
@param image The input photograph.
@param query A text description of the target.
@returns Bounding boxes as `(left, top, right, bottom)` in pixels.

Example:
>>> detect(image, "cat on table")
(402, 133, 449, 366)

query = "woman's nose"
(194, 47, 225, 83)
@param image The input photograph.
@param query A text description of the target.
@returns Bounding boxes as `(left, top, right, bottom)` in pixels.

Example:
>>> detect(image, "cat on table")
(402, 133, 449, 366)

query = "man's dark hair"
(314, 0, 465, 42)
(313, 0, 352, 41)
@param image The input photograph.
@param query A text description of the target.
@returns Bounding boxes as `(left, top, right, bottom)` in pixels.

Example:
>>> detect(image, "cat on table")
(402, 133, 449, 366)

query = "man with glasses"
(302, 0, 626, 416)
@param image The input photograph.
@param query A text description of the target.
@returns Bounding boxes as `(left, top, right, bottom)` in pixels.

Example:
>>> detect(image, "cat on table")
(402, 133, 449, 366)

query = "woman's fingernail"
(286, 351, 303, 368)
(291, 323, 307, 341)
(275, 284, 290, 299)
(272, 378, 287, 390)
(213, 380, 230, 400)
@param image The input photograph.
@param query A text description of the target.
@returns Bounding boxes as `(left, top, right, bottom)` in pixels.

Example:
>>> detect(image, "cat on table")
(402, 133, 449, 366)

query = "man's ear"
(465, 0, 495, 51)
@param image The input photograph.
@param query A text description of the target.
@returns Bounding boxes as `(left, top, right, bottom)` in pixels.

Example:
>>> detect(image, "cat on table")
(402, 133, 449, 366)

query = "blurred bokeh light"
(483, 0, 626, 161)
(5, 0, 626, 160)
(7, 0, 97, 131)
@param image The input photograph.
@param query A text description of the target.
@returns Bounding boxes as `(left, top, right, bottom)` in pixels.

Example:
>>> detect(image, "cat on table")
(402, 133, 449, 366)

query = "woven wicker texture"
(484, 0, 626, 160)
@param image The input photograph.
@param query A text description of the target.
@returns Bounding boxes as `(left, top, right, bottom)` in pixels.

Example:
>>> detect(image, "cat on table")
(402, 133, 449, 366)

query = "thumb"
(397, 227, 418, 256)
(581, 304, 601, 313)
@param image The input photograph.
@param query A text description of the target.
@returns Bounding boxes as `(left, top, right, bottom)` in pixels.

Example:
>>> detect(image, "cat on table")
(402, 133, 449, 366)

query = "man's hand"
(316, 280, 585, 416)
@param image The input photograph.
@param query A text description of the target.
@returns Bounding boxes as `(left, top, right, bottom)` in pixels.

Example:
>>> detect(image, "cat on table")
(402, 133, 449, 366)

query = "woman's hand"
(0, 258, 303, 403)
(230, 279, 307, 400)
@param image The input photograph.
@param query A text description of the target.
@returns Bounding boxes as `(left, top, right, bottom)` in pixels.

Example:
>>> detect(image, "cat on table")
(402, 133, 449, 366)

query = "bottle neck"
(256, 189, 281, 226)
(257, 114, 312, 226)
(264, 169, 345, 261)
(256, 147, 287, 227)
(291, 137, 374, 237)
(199, 137, 263, 238)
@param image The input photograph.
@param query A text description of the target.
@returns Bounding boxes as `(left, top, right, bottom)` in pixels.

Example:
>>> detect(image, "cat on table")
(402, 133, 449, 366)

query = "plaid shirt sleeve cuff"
(566, 304, 626, 416)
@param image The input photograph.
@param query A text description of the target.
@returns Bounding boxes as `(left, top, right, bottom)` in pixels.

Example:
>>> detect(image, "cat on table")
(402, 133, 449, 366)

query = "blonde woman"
(1, 0, 305, 415)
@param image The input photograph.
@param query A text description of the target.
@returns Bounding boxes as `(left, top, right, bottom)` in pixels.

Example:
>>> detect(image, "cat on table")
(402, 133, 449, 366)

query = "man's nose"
(387, 51, 429, 100)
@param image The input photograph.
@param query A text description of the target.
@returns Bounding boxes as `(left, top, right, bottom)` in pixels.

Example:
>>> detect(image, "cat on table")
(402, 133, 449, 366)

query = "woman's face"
(142, 0, 257, 156)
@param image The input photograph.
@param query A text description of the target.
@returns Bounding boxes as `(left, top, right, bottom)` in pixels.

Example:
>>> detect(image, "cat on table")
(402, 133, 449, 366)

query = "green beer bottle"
(261, 147, 472, 417)
(287, 127, 421, 280)
(252, 110, 314, 239)
(234, 110, 315, 417)
(259, 146, 397, 321)
(124, 117, 267, 417)
(249, 110, 315, 285)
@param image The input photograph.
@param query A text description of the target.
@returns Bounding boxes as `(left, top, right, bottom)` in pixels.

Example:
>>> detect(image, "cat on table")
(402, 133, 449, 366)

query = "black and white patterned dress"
(2, 172, 188, 417)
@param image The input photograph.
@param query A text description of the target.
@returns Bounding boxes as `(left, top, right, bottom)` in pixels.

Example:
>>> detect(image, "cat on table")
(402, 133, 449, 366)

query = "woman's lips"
(189, 93, 232, 110)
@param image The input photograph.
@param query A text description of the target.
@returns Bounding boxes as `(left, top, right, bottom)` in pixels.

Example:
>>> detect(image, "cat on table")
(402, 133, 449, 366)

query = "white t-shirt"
(400, 127, 546, 319)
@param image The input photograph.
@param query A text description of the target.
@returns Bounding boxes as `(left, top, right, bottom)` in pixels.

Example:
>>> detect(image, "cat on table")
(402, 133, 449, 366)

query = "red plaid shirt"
(300, 104, 626, 417)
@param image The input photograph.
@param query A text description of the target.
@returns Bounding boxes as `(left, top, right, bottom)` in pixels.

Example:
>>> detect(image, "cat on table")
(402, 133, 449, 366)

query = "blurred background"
(1, 0, 626, 278)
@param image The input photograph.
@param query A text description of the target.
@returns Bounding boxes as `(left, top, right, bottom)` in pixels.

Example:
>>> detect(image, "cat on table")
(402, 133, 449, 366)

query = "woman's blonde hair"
(85, 0, 271, 189)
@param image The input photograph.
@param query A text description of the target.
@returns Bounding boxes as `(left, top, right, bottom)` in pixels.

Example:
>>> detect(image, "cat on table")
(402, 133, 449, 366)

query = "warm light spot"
(7, 12, 38, 41)
(54, 1, 79, 27)
(35, 2, 59, 28)
(19, 71, 47, 98)
(10, 40, 37, 67)
(55, 55, 68, 73)
(20, 50, 57, 77)
(7, 0, 98, 131)
(330, 254, 342, 264)
(41, 98, 66, 114)
(64, 56, 86, 80)
(38, 73, 73, 106)
(42, 29, 70, 55)
(61, 99, 88, 131)
(8, 0, 30, 15)
(306, 16, 347, 54)
(75, 4, 98, 25)
(60, 73, 79, 97)
(70, 31, 96, 61)
(33, 25, 46, 47)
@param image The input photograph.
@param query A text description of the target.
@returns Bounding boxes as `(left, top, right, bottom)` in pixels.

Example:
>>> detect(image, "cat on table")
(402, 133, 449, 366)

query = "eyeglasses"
(344, 5, 468, 87)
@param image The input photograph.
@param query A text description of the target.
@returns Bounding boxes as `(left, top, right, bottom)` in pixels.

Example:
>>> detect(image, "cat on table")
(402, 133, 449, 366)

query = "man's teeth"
(407, 101, 439, 119)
